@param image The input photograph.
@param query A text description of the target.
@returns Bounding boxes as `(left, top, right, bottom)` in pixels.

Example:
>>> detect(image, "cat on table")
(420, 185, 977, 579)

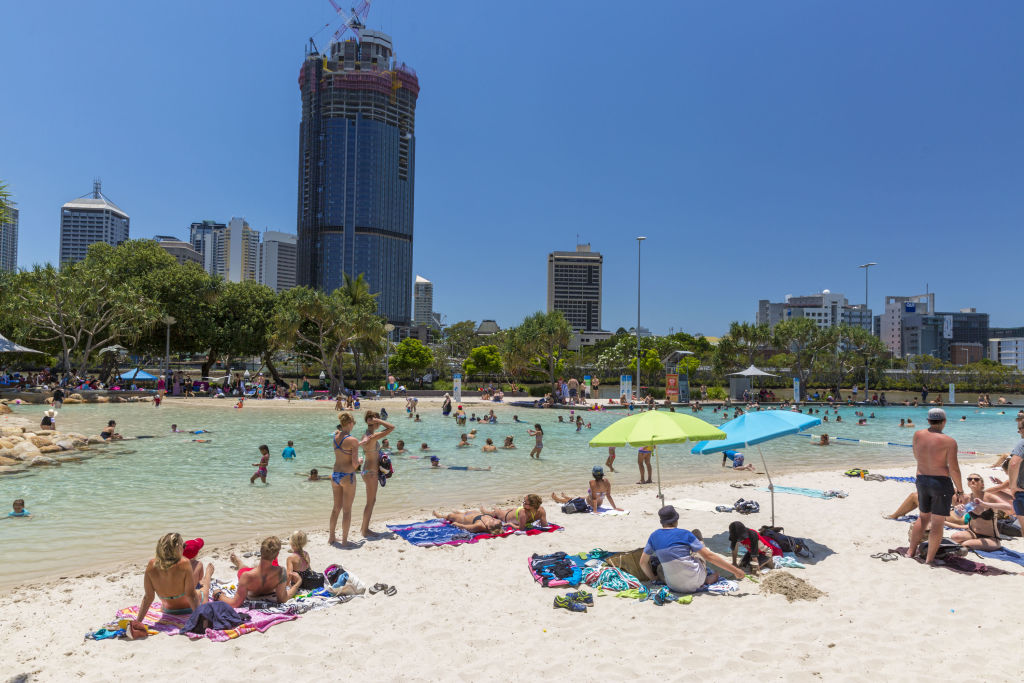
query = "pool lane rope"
(794, 433, 998, 457)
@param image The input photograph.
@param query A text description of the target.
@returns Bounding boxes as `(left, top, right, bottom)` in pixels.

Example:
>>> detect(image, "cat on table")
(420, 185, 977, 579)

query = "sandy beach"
(2, 444, 1022, 682)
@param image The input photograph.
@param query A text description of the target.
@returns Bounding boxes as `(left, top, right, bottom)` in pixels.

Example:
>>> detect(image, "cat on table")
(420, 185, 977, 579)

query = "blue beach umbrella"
(690, 410, 821, 526)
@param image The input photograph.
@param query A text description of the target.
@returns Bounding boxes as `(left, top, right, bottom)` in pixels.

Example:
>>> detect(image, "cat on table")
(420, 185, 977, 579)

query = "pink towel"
(115, 602, 297, 641)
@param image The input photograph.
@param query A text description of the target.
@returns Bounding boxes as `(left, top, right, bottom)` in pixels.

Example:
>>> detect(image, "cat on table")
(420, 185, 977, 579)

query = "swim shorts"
(1013, 491, 1024, 516)
(916, 474, 954, 516)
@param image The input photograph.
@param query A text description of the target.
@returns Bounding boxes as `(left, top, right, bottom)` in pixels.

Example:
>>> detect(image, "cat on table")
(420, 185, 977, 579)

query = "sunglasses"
(966, 477, 982, 482)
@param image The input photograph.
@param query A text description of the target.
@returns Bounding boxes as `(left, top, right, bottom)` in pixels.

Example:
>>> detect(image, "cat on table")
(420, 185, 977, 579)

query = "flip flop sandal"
(384, 585, 398, 597)
(871, 552, 900, 562)
(369, 583, 388, 595)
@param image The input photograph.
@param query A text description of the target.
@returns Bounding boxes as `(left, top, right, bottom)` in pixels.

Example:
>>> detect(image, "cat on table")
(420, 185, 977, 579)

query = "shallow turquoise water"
(1, 400, 1019, 587)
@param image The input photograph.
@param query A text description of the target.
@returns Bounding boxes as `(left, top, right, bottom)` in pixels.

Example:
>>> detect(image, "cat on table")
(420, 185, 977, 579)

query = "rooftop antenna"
(92, 178, 102, 199)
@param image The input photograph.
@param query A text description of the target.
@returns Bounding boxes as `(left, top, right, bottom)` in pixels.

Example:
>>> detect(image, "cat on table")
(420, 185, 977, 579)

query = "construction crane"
(328, 0, 372, 42)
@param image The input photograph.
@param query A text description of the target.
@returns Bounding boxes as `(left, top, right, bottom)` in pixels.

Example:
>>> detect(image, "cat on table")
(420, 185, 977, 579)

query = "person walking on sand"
(528, 424, 544, 459)
(637, 446, 653, 484)
(250, 445, 271, 484)
(329, 412, 361, 547)
(906, 408, 964, 564)
(359, 411, 395, 538)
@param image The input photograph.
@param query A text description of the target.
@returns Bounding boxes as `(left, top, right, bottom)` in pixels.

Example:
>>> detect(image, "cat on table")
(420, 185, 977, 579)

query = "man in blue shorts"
(639, 505, 744, 593)
(1006, 418, 1024, 526)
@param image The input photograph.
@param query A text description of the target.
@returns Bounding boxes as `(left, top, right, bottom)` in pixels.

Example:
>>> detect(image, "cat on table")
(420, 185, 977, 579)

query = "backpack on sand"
(759, 525, 815, 559)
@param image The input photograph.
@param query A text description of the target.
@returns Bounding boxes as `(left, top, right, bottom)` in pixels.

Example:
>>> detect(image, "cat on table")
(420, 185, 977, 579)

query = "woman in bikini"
(948, 473, 1015, 551)
(359, 411, 395, 538)
(329, 412, 361, 547)
(551, 466, 622, 512)
(527, 424, 544, 459)
(132, 533, 212, 627)
(432, 509, 503, 533)
(482, 494, 547, 530)
(285, 530, 325, 590)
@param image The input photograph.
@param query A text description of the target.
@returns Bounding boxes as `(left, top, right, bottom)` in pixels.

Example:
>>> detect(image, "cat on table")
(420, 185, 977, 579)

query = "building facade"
(0, 205, 17, 272)
(295, 30, 420, 325)
(757, 291, 872, 331)
(547, 244, 603, 331)
(990, 337, 1024, 371)
(413, 275, 435, 328)
(258, 231, 298, 293)
(879, 293, 936, 356)
(189, 220, 227, 275)
(153, 235, 202, 266)
(59, 182, 129, 263)
(226, 217, 259, 283)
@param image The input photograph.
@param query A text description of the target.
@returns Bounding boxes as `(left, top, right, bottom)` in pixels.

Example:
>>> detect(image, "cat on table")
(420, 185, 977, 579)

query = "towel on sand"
(975, 547, 1024, 568)
(889, 547, 1014, 576)
(112, 602, 296, 641)
(668, 498, 721, 513)
(387, 519, 563, 548)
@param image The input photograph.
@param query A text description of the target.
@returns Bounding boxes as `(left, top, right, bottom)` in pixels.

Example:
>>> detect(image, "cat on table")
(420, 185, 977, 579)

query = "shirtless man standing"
(359, 411, 395, 538)
(328, 412, 361, 547)
(906, 408, 964, 564)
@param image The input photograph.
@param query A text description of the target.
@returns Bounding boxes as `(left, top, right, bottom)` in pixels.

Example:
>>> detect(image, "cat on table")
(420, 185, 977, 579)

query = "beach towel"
(759, 486, 845, 499)
(975, 547, 1024, 568)
(582, 565, 643, 591)
(594, 506, 629, 516)
(668, 498, 721, 513)
(528, 552, 583, 587)
(387, 519, 563, 548)
(111, 602, 297, 641)
(888, 547, 1014, 576)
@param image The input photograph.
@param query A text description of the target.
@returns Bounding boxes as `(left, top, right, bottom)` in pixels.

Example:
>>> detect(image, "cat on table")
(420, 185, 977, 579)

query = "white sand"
(2, 460, 1022, 682)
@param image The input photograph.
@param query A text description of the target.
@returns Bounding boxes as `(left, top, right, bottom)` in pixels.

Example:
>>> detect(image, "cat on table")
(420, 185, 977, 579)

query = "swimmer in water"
(420, 443, 430, 451)
(429, 456, 491, 472)
(395, 440, 409, 454)
(457, 434, 470, 448)
(502, 435, 516, 449)
(481, 438, 497, 453)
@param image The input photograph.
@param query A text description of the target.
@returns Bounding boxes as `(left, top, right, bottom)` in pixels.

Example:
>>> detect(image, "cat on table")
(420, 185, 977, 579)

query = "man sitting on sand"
(481, 494, 548, 530)
(432, 509, 503, 533)
(552, 466, 622, 512)
(640, 506, 744, 593)
(215, 537, 300, 607)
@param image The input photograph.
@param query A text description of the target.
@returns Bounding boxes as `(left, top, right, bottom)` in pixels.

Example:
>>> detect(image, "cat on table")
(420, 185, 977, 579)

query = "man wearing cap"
(640, 506, 744, 593)
(907, 408, 965, 564)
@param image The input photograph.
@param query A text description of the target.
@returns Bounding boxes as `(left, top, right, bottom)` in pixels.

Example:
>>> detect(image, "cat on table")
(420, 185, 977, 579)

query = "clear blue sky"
(3, 1, 1023, 335)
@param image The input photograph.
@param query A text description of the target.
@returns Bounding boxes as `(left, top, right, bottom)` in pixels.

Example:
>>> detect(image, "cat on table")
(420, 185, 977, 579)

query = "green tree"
(464, 344, 502, 378)
(0, 181, 13, 233)
(773, 318, 829, 400)
(339, 273, 382, 385)
(390, 338, 434, 379)
(495, 327, 533, 389)
(728, 321, 771, 367)
(627, 348, 663, 381)
(518, 310, 572, 392)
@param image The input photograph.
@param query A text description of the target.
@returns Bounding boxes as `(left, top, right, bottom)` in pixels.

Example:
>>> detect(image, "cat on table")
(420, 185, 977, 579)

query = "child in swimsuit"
(250, 445, 270, 484)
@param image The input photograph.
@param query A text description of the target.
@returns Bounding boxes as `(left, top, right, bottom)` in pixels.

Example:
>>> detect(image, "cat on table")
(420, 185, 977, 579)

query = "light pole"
(162, 315, 176, 381)
(636, 236, 646, 399)
(857, 262, 877, 395)
(383, 323, 395, 384)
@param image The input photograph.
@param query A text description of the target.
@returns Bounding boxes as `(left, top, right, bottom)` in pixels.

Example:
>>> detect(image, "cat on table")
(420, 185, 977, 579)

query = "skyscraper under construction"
(295, 26, 419, 325)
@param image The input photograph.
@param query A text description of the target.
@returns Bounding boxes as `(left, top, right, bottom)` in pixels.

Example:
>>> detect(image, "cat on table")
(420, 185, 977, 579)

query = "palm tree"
(339, 273, 380, 386)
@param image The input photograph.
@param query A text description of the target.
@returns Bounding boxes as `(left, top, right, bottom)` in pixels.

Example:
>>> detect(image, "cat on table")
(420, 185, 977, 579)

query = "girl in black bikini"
(329, 413, 361, 547)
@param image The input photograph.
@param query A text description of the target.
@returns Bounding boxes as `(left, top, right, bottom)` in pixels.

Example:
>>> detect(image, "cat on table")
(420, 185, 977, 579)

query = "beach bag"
(759, 526, 815, 559)
(561, 497, 591, 514)
(607, 548, 645, 578)
(917, 539, 968, 561)
(997, 518, 1022, 537)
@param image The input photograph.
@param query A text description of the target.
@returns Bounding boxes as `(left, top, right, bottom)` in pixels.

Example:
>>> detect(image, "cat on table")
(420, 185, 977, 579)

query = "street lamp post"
(636, 236, 646, 399)
(162, 315, 176, 381)
(383, 323, 395, 385)
(857, 262, 877, 395)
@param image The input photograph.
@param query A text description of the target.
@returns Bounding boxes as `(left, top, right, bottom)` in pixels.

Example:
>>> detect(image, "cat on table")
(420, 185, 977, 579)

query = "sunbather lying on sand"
(480, 494, 547, 529)
(432, 509, 503, 533)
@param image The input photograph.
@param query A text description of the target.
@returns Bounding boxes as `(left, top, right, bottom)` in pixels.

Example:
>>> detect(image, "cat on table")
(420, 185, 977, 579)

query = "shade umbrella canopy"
(727, 364, 778, 377)
(690, 410, 821, 525)
(117, 369, 158, 381)
(590, 411, 726, 505)
(0, 332, 42, 354)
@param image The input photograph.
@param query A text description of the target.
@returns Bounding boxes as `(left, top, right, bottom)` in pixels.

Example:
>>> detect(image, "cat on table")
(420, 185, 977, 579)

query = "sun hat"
(44, 408, 57, 417)
(592, 466, 604, 475)
(658, 505, 679, 526)
(182, 538, 204, 559)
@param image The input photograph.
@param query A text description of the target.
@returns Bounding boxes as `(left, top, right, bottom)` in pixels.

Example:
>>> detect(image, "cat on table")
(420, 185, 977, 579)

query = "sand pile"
(759, 571, 826, 602)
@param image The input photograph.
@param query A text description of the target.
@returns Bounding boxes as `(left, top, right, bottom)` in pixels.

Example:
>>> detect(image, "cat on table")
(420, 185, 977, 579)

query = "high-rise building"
(295, 29, 420, 325)
(259, 231, 297, 293)
(990, 337, 1024, 371)
(413, 275, 434, 327)
(153, 235, 202, 266)
(59, 181, 129, 263)
(226, 217, 259, 283)
(879, 294, 935, 356)
(756, 291, 872, 331)
(0, 205, 18, 272)
(189, 220, 227, 275)
(547, 244, 603, 331)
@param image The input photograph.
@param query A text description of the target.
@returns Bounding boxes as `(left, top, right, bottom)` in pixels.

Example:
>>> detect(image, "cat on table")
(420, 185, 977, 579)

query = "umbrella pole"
(758, 445, 774, 527)
(655, 444, 664, 506)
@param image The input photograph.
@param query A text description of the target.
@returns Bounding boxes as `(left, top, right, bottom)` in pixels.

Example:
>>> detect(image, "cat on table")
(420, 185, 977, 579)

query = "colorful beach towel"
(112, 602, 297, 641)
(387, 519, 563, 548)
(975, 547, 1024, 568)
(889, 547, 1014, 576)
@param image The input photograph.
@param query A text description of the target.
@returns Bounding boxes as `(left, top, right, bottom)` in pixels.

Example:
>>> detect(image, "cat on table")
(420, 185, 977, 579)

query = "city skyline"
(3, 1, 1024, 334)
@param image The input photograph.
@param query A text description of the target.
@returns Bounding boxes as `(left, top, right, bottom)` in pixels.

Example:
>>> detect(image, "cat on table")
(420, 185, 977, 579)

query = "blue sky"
(3, 1, 1022, 335)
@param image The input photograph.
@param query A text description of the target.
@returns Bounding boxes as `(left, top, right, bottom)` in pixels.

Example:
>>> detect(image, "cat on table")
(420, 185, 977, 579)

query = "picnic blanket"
(889, 547, 1014, 576)
(110, 602, 297, 641)
(975, 547, 1024, 568)
(387, 519, 563, 548)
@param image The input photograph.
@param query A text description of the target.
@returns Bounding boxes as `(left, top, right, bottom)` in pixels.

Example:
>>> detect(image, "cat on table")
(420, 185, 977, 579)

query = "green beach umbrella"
(589, 411, 726, 505)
